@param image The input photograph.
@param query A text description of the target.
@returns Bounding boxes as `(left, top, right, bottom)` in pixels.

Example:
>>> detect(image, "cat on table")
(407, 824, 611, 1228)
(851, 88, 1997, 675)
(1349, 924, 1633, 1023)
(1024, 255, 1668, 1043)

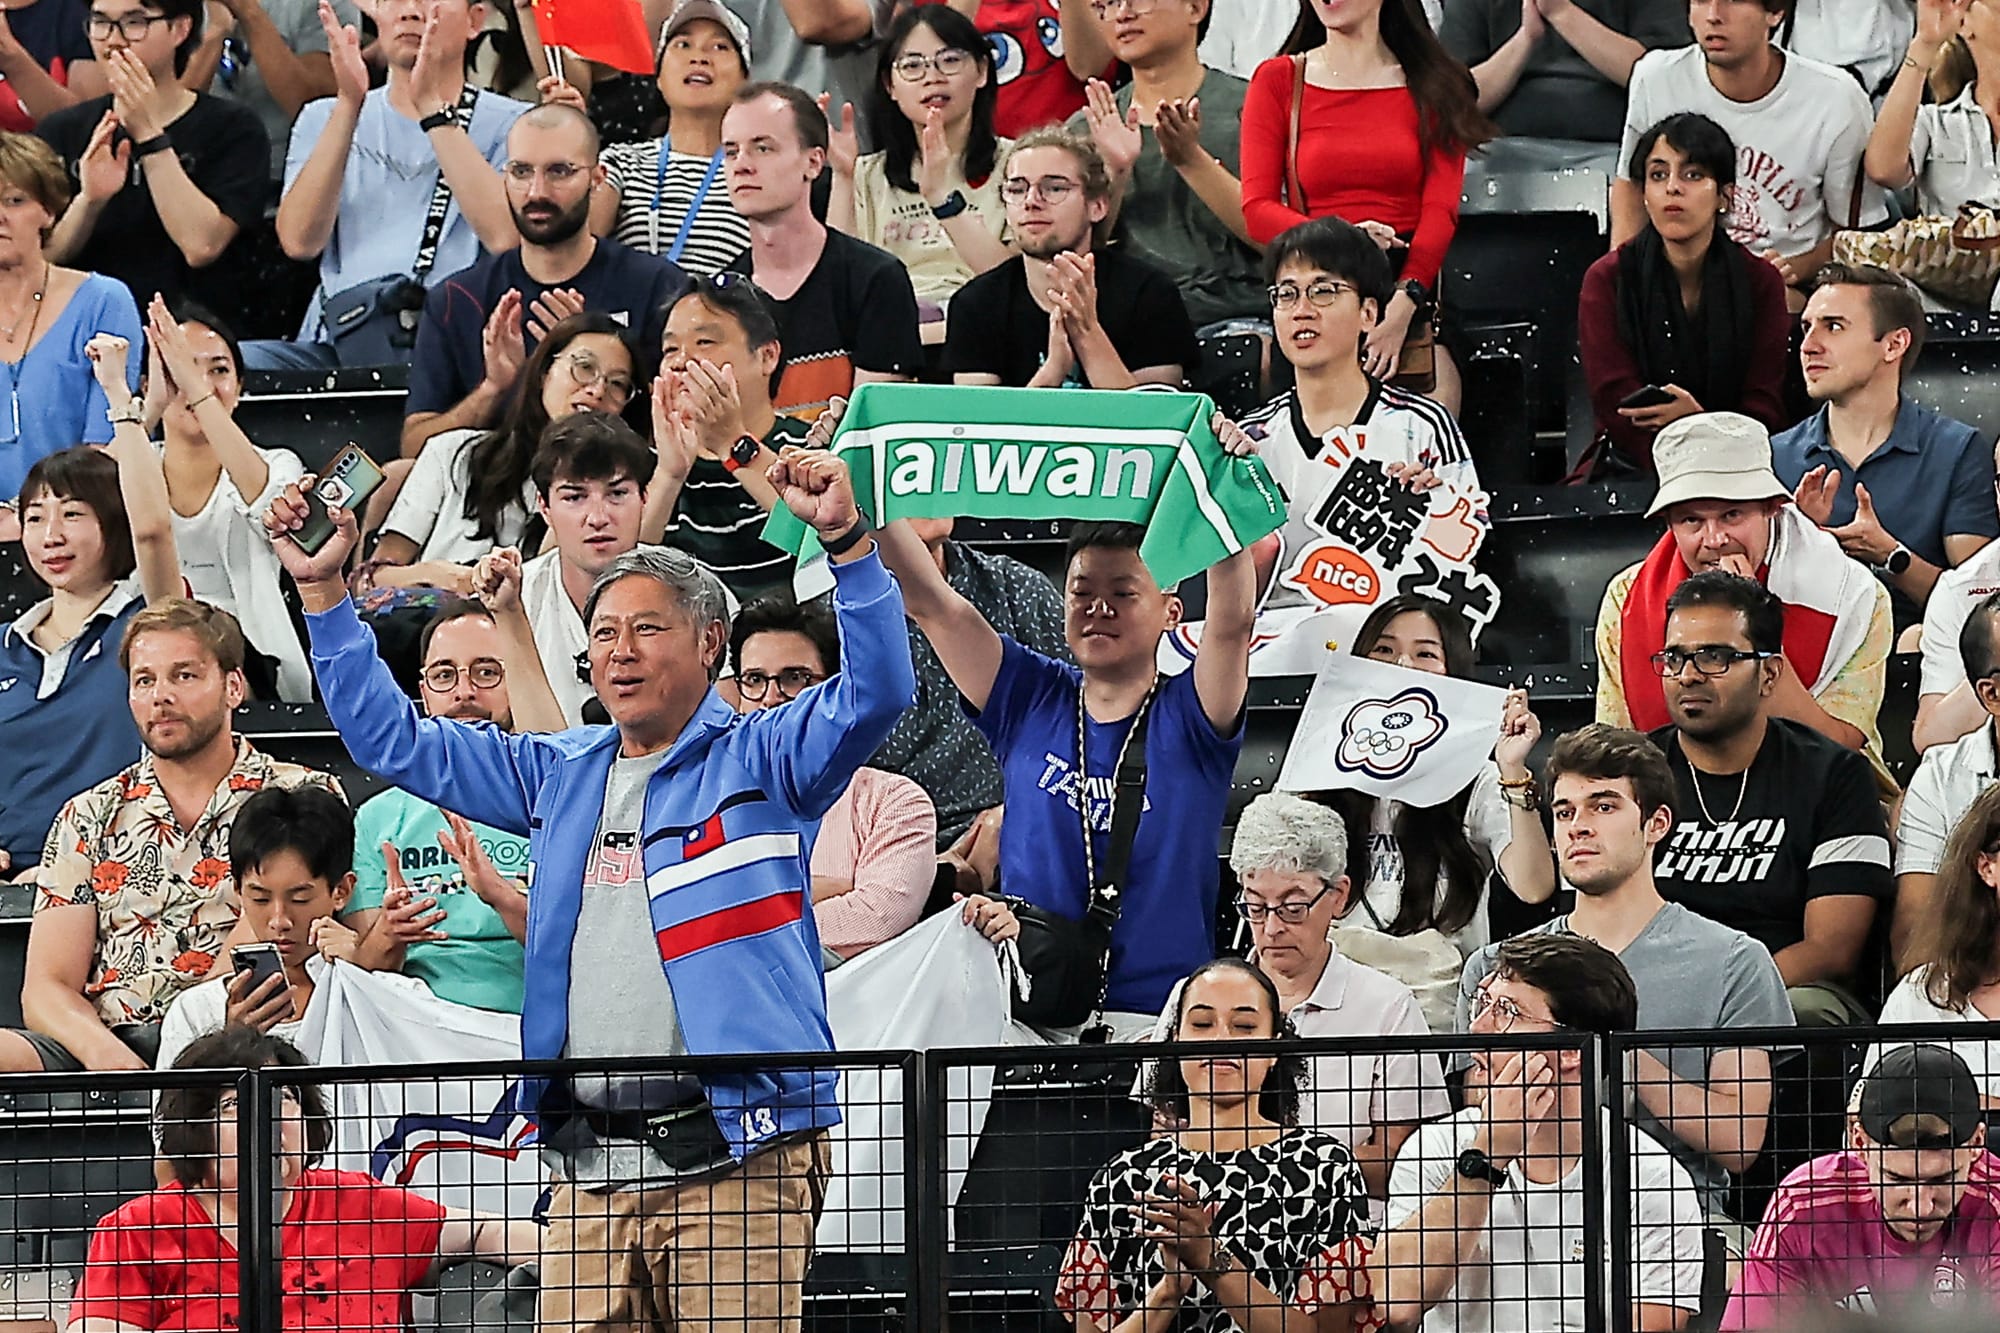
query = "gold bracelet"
(1496, 774, 1535, 789)
(186, 392, 215, 409)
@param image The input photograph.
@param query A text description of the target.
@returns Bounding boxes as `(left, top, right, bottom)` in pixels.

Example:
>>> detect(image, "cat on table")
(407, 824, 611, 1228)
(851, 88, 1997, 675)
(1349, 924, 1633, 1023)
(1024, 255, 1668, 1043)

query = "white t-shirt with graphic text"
(1620, 45, 1888, 257)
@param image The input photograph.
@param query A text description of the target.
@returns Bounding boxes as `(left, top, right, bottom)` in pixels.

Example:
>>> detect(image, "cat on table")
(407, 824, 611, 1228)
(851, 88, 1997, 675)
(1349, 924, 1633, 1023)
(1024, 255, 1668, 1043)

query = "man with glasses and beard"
(1457, 723, 1793, 1216)
(945, 124, 1195, 389)
(1646, 569, 1892, 1027)
(0, 599, 342, 1072)
(399, 102, 688, 458)
(339, 599, 535, 1013)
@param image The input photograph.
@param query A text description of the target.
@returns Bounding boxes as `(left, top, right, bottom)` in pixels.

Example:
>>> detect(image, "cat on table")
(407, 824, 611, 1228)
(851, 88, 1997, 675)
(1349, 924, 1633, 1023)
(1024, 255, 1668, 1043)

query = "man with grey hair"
(262, 442, 916, 1329)
(1225, 791, 1447, 1202)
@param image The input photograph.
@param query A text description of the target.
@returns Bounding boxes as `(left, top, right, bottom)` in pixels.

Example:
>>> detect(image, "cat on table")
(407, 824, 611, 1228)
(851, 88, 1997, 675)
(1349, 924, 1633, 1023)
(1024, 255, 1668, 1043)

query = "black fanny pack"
(1008, 686, 1154, 1031)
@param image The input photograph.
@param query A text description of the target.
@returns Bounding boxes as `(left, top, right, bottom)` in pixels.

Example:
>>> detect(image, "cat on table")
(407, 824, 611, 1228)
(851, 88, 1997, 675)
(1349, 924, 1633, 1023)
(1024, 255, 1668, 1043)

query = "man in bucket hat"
(1723, 1044, 2000, 1328)
(1593, 410, 1893, 773)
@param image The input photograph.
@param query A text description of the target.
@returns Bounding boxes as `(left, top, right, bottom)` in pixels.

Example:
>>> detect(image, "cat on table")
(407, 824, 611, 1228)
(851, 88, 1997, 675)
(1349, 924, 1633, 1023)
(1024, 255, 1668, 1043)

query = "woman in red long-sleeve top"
(1577, 112, 1792, 475)
(1240, 0, 1492, 410)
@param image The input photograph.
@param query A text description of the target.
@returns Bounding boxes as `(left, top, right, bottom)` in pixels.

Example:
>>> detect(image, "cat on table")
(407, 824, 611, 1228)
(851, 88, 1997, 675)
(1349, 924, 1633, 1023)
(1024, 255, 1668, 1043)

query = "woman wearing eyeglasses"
(824, 5, 1013, 339)
(365, 313, 639, 597)
(1311, 596, 1556, 978)
(1205, 792, 1451, 1206)
(1057, 957, 1377, 1332)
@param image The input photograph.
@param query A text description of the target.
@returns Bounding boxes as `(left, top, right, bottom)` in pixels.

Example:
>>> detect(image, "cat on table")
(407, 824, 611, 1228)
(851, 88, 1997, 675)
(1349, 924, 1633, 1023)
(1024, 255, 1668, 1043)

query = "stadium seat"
(237, 367, 413, 476)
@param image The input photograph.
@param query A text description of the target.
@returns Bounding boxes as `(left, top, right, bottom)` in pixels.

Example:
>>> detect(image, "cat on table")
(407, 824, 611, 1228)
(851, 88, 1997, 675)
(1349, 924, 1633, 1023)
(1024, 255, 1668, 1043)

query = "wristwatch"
(1882, 544, 1913, 576)
(931, 190, 969, 220)
(418, 107, 461, 134)
(1456, 1147, 1508, 1189)
(1400, 278, 1432, 318)
(722, 434, 763, 474)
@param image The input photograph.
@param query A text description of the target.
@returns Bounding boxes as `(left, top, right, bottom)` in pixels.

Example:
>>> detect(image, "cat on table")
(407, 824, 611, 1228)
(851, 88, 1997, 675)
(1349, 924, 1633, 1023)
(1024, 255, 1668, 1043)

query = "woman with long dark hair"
(826, 4, 1012, 334)
(1239, 0, 1493, 409)
(1578, 112, 1790, 473)
(1057, 958, 1375, 1331)
(367, 313, 638, 593)
(1877, 783, 2000, 1102)
(1325, 595, 1556, 959)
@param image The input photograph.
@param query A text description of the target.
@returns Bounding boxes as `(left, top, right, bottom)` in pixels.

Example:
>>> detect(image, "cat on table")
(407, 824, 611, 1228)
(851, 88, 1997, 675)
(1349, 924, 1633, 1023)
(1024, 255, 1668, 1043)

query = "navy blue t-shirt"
(0, 585, 144, 868)
(970, 638, 1242, 1014)
(402, 237, 687, 418)
(0, 0, 92, 132)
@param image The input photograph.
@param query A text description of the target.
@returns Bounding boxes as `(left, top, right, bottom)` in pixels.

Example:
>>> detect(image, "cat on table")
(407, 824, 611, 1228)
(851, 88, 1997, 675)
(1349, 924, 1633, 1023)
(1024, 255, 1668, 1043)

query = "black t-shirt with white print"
(1647, 718, 1892, 958)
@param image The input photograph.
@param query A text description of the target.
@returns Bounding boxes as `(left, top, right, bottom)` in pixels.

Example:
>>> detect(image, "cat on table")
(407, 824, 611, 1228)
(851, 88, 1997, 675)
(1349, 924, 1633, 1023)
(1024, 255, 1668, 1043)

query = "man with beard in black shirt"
(1648, 568, 1891, 1027)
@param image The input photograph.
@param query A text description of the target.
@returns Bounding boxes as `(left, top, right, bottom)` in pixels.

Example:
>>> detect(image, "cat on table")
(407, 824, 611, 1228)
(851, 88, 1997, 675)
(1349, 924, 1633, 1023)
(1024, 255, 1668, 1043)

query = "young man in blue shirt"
(265, 442, 913, 1329)
(871, 472, 1257, 1035)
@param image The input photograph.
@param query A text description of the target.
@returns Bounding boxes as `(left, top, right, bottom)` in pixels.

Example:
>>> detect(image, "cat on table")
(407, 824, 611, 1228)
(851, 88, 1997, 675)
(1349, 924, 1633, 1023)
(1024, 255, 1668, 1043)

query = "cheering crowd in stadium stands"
(7, 0, 2000, 1324)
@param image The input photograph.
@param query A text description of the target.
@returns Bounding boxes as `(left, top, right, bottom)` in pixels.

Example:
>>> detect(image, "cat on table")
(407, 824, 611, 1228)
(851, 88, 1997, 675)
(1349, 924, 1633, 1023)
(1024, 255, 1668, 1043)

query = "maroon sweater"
(1578, 241, 1792, 469)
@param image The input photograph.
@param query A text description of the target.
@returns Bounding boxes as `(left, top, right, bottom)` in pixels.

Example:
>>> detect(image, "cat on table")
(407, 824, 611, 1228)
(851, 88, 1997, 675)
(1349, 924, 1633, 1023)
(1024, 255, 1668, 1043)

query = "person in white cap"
(587, 0, 754, 279)
(1593, 409, 1893, 776)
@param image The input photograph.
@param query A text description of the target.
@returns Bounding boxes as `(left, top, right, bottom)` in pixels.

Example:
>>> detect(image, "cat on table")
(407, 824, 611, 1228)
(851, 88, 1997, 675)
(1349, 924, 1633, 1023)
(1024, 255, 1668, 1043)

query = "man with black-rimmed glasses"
(1645, 568, 1892, 1029)
(728, 593, 938, 964)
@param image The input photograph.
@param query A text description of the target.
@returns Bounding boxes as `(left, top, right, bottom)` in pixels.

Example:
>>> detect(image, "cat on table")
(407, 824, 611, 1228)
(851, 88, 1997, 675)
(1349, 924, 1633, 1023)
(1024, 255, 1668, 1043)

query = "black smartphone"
(290, 444, 387, 555)
(231, 942, 294, 1015)
(1618, 384, 1675, 410)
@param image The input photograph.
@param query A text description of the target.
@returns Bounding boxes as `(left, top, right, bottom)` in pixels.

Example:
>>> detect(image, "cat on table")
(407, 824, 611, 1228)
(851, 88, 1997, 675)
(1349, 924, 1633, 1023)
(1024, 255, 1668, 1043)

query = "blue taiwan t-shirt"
(970, 637, 1242, 1014)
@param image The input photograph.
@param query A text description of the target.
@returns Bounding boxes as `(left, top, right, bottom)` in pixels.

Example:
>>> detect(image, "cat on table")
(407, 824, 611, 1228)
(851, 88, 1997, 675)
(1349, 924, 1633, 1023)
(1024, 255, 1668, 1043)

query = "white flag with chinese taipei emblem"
(1277, 653, 1507, 806)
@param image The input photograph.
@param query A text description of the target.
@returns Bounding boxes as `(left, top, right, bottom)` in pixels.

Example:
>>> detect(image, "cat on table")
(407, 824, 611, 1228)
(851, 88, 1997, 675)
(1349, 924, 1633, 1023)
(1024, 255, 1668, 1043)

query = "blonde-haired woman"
(1865, 0, 2000, 221)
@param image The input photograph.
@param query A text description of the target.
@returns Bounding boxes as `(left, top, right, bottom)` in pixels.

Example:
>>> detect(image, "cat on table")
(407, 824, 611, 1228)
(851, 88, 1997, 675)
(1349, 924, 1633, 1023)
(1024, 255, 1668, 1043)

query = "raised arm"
(469, 545, 567, 734)
(408, 17, 516, 254)
(735, 448, 919, 816)
(264, 485, 552, 830)
(876, 515, 1005, 710)
(148, 297, 275, 500)
(276, 3, 367, 261)
(90, 335, 181, 605)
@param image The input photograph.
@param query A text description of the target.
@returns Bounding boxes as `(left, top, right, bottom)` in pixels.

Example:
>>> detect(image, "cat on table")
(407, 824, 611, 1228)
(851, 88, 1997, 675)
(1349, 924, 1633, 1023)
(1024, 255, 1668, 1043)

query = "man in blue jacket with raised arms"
(263, 446, 915, 1331)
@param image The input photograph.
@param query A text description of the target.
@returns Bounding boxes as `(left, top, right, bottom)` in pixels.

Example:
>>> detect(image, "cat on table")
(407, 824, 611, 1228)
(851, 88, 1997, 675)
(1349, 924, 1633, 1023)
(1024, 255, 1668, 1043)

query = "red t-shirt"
(69, 1169, 450, 1331)
(977, 0, 1108, 136)
(1238, 58, 1467, 287)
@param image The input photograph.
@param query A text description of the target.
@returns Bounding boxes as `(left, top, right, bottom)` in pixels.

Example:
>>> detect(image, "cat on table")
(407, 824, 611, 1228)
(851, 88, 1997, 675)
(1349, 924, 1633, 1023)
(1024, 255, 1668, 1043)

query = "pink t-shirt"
(810, 766, 938, 958)
(1722, 1150, 2000, 1328)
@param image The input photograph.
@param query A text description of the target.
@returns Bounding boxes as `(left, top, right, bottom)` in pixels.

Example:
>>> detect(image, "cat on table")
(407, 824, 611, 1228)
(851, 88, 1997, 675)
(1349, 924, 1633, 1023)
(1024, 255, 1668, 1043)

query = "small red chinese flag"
(533, 0, 654, 75)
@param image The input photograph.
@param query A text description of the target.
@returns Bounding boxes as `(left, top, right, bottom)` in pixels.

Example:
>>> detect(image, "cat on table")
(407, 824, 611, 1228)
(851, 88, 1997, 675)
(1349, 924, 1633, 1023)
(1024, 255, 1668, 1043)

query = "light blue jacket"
(305, 551, 916, 1160)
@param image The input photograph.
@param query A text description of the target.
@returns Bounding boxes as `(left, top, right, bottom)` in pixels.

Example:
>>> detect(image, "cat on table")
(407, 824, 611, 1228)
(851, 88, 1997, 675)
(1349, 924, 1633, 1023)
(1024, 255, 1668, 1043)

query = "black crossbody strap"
(1091, 700, 1152, 923)
(412, 83, 481, 285)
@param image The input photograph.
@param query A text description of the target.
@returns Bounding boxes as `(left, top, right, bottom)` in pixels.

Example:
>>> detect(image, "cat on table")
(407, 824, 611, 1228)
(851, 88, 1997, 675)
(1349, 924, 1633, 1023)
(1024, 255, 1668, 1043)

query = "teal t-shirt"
(348, 788, 528, 1014)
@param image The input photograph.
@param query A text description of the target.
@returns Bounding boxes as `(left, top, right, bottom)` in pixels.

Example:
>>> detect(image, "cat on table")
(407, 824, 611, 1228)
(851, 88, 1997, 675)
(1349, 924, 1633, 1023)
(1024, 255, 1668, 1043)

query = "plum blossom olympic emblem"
(1334, 688, 1448, 781)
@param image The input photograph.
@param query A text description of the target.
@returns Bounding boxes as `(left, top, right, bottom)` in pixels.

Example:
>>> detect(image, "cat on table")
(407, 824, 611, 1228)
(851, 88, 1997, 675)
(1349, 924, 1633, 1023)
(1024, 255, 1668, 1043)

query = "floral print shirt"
(34, 738, 342, 1026)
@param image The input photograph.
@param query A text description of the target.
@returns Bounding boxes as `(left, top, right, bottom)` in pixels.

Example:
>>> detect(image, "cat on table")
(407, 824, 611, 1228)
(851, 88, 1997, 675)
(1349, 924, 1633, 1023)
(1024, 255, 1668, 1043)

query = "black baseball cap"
(1858, 1045, 1984, 1150)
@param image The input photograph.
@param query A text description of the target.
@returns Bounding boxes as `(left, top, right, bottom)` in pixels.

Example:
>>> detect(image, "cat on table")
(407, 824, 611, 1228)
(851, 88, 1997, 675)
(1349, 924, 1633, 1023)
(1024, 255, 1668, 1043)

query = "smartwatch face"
(730, 435, 762, 468)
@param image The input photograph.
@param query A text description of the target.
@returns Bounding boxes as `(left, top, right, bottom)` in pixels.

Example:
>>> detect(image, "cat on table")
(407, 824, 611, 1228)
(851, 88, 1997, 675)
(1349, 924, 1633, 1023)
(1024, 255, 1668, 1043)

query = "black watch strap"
(819, 515, 872, 558)
(1456, 1147, 1507, 1189)
(418, 108, 459, 133)
(931, 189, 969, 220)
(131, 133, 173, 158)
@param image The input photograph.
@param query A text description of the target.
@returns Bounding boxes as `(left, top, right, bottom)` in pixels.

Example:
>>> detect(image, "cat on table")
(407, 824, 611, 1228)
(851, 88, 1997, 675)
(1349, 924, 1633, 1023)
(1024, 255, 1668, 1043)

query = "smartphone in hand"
(231, 942, 295, 1020)
(290, 444, 386, 555)
(1618, 384, 1675, 410)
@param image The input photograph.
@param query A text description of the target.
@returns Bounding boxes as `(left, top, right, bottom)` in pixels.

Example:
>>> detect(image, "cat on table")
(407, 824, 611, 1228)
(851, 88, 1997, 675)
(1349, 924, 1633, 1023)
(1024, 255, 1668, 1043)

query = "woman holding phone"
(1577, 113, 1791, 474)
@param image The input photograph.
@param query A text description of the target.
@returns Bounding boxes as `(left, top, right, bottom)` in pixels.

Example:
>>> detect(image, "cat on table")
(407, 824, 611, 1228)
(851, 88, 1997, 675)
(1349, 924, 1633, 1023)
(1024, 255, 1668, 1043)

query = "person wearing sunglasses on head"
(945, 124, 1194, 389)
(727, 595, 937, 966)
(398, 101, 688, 461)
(1457, 724, 1793, 1218)
(1377, 932, 1707, 1333)
(1643, 569, 1892, 1031)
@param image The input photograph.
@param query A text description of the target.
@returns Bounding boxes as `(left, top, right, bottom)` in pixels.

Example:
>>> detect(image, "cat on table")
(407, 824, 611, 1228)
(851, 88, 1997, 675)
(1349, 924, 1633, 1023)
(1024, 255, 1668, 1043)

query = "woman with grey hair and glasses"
(1215, 790, 1448, 1201)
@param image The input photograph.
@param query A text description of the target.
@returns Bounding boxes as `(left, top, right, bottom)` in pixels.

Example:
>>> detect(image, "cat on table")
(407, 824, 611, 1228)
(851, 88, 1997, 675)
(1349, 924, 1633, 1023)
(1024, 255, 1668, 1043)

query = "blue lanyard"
(651, 143, 725, 265)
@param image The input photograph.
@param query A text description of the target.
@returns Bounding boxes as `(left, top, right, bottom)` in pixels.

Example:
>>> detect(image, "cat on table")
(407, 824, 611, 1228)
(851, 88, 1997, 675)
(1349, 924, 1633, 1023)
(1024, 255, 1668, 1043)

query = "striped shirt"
(602, 138, 751, 278)
(665, 415, 807, 597)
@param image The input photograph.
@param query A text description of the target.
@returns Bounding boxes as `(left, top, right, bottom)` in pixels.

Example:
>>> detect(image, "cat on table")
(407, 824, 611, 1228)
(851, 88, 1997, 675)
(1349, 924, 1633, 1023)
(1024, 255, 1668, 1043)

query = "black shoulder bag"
(322, 83, 479, 366)
(1008, 682, 1155, 1032)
